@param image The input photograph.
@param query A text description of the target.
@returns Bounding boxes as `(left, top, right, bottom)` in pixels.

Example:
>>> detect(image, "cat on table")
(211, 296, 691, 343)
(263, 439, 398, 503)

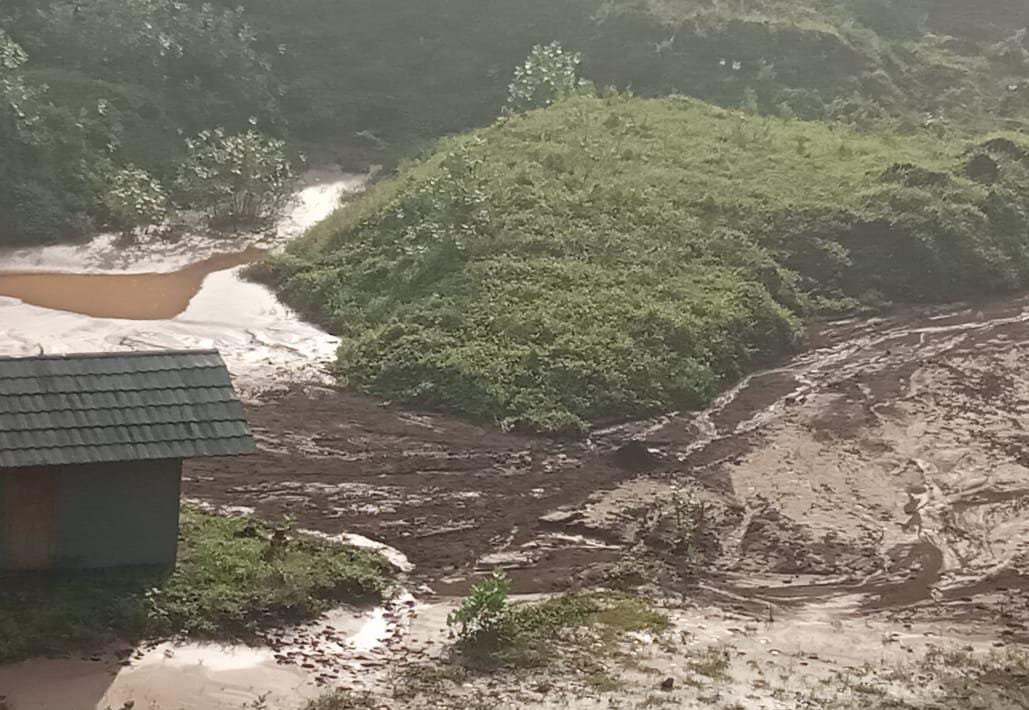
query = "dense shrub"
(174, 128, 296, 227)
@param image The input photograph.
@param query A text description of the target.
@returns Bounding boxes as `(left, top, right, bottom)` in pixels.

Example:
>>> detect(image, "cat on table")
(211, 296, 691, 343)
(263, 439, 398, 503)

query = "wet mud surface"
(4, 169, 1029, 706)
(190, 295, 1029, 636)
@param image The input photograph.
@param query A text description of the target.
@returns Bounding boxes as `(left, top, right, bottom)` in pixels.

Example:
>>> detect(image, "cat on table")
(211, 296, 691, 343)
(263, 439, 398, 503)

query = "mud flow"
(190, 295, 1029, 638)
(0, 247, 264, 320)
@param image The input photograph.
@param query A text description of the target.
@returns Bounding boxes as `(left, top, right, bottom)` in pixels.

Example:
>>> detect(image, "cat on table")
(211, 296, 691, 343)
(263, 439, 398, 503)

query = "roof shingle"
(0, 350, 256, 468)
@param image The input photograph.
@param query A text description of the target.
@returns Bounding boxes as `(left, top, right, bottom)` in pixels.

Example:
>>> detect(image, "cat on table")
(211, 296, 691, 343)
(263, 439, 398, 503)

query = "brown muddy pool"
(0, 247, 265, 320)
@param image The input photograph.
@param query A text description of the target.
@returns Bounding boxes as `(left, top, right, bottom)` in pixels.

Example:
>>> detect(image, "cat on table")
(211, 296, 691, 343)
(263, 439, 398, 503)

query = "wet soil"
(189, 293, 1029, 633)
(0, 248, 265, 320)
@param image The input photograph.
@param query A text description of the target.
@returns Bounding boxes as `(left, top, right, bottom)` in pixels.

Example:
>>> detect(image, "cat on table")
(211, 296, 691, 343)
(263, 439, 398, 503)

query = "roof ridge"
(0, 349, 222, 364)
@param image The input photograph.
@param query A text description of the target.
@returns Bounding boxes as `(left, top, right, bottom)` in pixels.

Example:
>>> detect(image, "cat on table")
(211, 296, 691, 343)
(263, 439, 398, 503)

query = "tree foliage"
(101, 165, 169, 235)
(0, 1, 279, 245)
(175, 127, 295, 227)
(506, 42, 585, 113)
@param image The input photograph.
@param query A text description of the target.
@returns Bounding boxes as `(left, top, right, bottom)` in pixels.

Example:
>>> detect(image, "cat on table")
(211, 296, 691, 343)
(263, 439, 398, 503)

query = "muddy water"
(0, 169, 365, 389)
(0, 597, 417, 710)
(0, 247, 265, 320)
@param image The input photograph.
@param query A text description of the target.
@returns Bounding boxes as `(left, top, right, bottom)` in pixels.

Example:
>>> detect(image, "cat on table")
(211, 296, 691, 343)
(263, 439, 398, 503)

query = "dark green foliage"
(4, 0, 1029, 243)
(263, 96, 1029, 433)
(211, 0, 1029, 163)
(0, 1, 279, 245)
(0, 508, 393, 663)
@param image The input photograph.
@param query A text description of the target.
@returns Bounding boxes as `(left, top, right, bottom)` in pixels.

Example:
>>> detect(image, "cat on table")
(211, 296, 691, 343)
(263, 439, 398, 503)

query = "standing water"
(0, 247, 266, 320)
(0, 169, 366, 390)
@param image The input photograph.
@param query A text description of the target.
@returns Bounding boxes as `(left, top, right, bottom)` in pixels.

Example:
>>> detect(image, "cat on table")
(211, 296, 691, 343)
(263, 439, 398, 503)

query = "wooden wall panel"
(3, 469, 58, 570)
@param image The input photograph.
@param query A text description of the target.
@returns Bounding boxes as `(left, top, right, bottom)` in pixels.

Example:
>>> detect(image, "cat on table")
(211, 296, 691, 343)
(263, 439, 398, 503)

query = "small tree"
(446, 570, 512, 645)
(505, 42, 584, 114)
(102, 165, 169, 236)
(175, 127, 295, 228)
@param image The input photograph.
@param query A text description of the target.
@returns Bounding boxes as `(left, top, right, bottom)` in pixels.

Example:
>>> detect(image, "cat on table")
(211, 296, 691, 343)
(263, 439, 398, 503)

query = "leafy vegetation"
(0, 0, 282, 245)
(101, 166, 170, 237)
(506, 42, 587, 114)
(0, 508, 393, 663)
(174, 127, 297, 227)
(3, 1, 1026, 244)
(447, 570, 513, 645)
(300, 691, 379, 710)
(445, 572, 669, 670)
(260, 90, 1029, 433)
(216, 0, 1028, 160)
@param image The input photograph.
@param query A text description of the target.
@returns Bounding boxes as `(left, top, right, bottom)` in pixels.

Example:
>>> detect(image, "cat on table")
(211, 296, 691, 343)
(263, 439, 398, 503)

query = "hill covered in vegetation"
(260, 95, 1029, 433)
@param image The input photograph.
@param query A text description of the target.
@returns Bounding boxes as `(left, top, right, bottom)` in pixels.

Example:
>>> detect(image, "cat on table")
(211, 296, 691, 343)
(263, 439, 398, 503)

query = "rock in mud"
(612, 440, 660, 471)
(966, 153, 1000, 183)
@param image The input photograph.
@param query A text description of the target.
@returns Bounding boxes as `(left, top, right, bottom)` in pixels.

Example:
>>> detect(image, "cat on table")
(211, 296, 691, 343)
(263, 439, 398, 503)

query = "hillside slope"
(261, 95, 1029, 433)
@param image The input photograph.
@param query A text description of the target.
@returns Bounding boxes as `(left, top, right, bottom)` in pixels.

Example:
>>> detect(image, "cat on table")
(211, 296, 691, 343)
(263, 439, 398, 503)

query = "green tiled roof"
(0, 350, 255, 468)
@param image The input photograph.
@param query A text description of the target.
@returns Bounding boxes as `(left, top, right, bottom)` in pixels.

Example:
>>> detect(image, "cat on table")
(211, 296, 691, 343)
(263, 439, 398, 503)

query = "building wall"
(0, 459, 182, 571)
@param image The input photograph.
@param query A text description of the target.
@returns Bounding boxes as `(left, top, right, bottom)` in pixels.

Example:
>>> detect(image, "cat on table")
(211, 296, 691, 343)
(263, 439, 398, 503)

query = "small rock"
(660, 677, 675, 691)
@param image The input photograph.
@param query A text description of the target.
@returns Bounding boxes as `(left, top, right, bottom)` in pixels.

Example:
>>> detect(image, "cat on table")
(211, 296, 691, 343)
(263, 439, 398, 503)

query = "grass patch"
(264, 93, 1029, 433)
(0, 508, 393, 664)
(687, 647, 732, 681)
(801, 647, 1029, 709)
(300, 690, 378, 710)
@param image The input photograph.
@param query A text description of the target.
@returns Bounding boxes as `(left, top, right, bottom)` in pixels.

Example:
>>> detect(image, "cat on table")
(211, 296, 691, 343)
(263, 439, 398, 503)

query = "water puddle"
(0, 169, 366, 390)
(0, 247, 265, 320)
(0, 594, 421, 710)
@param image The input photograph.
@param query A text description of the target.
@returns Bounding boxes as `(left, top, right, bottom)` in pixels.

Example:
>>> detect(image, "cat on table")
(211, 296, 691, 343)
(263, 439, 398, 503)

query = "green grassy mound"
(261, 95, 1029, 433)
(0, 508, 393, 664)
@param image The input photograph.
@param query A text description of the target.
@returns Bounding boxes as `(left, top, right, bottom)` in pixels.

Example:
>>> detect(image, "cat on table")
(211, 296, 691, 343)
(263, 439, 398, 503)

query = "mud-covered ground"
(4, 173, 1029, 706)
(190, 294, 1029, 641)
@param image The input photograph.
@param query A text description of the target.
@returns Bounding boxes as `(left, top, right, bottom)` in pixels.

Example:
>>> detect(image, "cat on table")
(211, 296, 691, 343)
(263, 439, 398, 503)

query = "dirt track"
(188, 295, 1029, 634)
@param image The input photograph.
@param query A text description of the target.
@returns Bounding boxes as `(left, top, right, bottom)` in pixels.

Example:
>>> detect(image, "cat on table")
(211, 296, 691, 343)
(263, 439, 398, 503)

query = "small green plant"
(447, 570, 512, 645)
(101, 165, 169, 236)
(301, 690, 378, 710)
(669, 483, 705, 558)
(506, 42, 585, 113)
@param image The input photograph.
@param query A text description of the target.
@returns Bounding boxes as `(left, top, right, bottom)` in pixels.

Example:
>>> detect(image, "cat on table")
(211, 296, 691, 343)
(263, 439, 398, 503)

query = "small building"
(0, 350, 255, 571)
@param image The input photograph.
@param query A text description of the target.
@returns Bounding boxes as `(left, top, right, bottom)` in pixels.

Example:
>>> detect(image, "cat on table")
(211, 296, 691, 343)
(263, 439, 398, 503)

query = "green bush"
(174, 128, 296, 228)
(447, 570, 513, 645)
(101, 165, 169, 235)
(506, 42, 586, 113)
